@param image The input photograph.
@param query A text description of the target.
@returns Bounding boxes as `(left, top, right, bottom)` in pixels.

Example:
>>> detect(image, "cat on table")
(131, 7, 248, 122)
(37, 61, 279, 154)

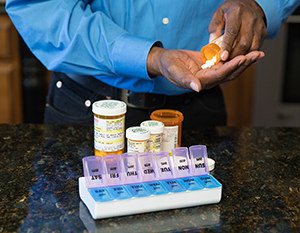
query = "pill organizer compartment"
(79, 145, 222, 219)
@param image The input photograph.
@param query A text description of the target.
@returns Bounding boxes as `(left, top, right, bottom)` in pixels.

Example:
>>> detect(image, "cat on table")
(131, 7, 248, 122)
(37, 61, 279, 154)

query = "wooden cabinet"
(221, 66, 254, 126)
(0, 14, 23, 123)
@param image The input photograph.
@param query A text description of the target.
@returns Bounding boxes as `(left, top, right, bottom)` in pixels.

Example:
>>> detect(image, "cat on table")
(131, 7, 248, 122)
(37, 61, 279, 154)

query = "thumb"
(190, 79, 202, 92)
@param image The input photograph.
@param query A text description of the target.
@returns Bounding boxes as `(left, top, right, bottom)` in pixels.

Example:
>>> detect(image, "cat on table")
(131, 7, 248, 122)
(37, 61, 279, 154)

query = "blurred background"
(1, 2, 300, 127)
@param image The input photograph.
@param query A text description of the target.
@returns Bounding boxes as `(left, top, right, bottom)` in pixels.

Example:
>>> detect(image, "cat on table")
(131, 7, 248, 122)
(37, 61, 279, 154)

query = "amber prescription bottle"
(200, 35, 223, 69)
(140, 120, 164, 152)
(150, 109, 184, 152)
(126, 127, 151, 153)
(92, 100, 127, 156)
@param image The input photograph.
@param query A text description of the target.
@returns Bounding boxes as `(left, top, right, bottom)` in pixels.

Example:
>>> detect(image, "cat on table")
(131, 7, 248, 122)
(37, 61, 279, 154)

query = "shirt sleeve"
(5, 0, 161, 80)
(255, 0, 300, 39)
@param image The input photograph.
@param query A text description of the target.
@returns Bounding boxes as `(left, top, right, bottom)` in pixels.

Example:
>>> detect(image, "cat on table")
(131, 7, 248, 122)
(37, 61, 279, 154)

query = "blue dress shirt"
(5, 0, 300, 95)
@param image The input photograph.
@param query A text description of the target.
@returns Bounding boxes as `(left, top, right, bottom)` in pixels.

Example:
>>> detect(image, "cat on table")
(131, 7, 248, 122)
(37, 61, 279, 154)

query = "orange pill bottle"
(150, 109, 184, 152)
(200, 35, 223, 68)
(92, 100, 127, 156)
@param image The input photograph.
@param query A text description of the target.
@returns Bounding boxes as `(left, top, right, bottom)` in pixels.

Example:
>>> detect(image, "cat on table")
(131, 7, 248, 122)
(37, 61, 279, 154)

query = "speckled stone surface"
(0, 124, 300, 232)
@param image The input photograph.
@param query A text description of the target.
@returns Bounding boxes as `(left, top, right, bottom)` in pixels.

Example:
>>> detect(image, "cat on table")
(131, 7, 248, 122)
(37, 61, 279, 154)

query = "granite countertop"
(0, 124, 299, 232)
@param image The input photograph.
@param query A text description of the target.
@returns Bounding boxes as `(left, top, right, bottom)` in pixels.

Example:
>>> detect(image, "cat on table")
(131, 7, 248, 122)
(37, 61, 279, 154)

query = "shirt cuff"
(255, 0, 281, 39)
(112, 33, 163, 80)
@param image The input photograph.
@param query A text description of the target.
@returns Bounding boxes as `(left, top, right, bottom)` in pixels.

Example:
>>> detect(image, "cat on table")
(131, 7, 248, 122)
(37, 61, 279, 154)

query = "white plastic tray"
(79, 176, 222, 219)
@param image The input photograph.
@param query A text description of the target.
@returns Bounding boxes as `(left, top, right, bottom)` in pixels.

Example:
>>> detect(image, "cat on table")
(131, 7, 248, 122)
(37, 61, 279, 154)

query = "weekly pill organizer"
(79, 145, 222, 219)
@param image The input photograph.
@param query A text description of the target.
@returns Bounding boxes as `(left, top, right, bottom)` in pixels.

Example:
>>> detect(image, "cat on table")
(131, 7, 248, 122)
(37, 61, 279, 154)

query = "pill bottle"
(150, 109, 184, 152)
(140, 120, 164, 152)
(126, 126, 151, 153)
(200, 35, 223, 69)
(92, 100, 127, 156)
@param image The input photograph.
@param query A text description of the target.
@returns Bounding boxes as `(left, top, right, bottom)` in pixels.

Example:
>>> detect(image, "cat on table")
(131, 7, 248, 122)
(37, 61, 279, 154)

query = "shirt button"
(56, 81, 63, 89)
(85, 100, 91, 107)
(162, 17, 169, 25)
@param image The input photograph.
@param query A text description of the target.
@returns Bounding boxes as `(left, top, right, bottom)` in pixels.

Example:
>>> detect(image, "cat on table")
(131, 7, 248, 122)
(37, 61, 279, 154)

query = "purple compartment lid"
(189, 145, 209, 176)
(171, 147, 192, 178)
(154, 151, 175, 180)
(120, 152, 141, 184)
(102, 154, 122, 185)
(82, 156, 104, 188)
(138, 152, 158, 182)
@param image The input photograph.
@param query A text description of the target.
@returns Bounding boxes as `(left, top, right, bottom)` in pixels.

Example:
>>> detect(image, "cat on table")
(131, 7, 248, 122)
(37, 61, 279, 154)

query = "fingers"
(198, 51, 264, 90)
(209, 0, 267, 61)
(190, 81, 200, 92)
(229, 8, 266, 59)
(158, 50, 203, 92)
(209, 1, 240, 61)
(220, 10, 241, 60)
(226, 51, 265, 79)
(154, 48, 264, 94)
(167, 68, 201, 93)
(224, 51, 264, 81)
(208, 9, 225, 43)
(172, 69, 201, 93)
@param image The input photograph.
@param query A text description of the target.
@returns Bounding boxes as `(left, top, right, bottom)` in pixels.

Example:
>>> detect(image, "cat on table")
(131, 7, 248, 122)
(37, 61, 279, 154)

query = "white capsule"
(201, 64, 209, 69)
(212, 56, 217, 63)
(201, 55, 218, 70)
(206, 60, 215, 66)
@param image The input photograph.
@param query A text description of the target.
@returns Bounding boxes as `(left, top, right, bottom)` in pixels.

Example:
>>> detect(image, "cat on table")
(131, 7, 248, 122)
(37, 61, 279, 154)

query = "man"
(5, 0, 300, 128)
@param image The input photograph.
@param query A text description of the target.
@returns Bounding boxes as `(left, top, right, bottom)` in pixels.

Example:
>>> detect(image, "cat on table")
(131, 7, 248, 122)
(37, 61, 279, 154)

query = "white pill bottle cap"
(140, 120, 164, 134)
(92, 100, 127, 116)
(126, 127, 151, 141)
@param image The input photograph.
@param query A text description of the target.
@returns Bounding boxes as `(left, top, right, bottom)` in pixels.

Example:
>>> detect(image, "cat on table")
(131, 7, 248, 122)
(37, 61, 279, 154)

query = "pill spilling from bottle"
(200, 36, 223, 70)
(201, 55, 217, 69)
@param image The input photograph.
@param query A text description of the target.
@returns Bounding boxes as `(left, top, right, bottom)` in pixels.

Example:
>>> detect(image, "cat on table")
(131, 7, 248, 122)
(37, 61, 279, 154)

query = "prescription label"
(94, 116, 125, 152)
(162, 126, 178, 151)
(211, 36, 223, 47)
(149, 133, 162, 152)
(127, 140, 148, 153)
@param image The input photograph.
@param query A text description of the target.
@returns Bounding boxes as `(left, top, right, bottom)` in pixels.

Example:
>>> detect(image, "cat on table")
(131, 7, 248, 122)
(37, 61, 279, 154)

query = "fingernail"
(221, 50, 229, 61)
(190, 82, 199, 92)
(251, 54, 260, 62)
(238, 58, 246, 66)
(256, 53, 265, 61)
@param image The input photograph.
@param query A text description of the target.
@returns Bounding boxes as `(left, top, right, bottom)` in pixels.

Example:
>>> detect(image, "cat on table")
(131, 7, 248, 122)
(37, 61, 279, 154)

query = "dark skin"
(209, 0, 267, 61)
(147, 0, 266, 92)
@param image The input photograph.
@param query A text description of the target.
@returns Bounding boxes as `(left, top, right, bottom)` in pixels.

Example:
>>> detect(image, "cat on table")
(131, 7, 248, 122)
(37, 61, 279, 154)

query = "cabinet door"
(221, 66, 254, 126)
(0, 15, 23, 123)
(0, 64, 14, 122)
(0, 15, 13, 59)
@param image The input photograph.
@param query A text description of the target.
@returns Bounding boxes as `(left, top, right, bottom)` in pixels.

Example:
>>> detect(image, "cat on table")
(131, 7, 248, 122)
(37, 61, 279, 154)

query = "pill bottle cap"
(208, 158, 215, 171)
(92, 100, 127, 116)
(150, 109, 184, 126)
(140, 120, 164, 134)
(126, 127, 151, 141)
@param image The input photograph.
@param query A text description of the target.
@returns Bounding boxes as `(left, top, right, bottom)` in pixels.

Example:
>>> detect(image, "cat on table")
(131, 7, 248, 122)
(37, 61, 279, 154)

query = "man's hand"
(208, 0, 267, 61)
(147, 46, 264, 92)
